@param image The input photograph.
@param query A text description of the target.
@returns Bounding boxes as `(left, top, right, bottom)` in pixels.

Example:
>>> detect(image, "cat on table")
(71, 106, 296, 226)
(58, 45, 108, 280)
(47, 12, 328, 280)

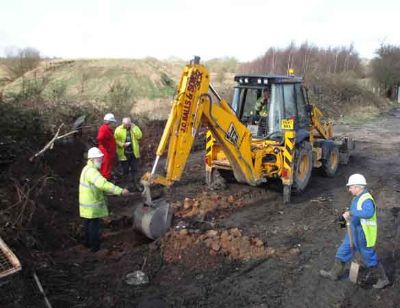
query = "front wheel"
(292, 141, 312, 192)
(322, 146, 339, 177)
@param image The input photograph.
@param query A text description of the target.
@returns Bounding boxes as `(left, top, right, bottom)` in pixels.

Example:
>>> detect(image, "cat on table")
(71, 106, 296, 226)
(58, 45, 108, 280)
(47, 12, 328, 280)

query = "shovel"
(347, 222, 360, 283)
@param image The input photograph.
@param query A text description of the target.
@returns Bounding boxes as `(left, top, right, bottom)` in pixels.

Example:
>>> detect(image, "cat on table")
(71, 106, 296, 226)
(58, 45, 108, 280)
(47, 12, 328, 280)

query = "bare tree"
(3, 47, 41, 80)
(239, 42, 361, 80)
(371, 44, 400, 98)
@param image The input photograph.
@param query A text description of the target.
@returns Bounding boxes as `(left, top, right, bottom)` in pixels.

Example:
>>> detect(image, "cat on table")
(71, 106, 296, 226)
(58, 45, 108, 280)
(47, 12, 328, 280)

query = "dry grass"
(131, 97, 172, 120)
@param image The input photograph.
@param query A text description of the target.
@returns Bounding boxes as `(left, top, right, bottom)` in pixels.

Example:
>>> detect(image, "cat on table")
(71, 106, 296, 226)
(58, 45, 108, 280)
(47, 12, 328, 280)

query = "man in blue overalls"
(320, 174, 389, 289)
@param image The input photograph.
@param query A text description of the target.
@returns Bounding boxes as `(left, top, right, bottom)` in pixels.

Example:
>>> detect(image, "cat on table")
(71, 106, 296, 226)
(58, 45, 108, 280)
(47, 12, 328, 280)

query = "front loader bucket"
(133, 199, 173, 240)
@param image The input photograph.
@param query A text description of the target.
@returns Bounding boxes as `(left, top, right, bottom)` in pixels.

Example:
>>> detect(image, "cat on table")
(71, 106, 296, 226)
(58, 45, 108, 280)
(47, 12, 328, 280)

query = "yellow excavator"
(134, 56, 354, 239)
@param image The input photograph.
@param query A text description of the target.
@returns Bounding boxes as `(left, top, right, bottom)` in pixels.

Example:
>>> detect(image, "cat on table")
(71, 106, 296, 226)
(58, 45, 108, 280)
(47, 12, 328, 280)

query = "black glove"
(338, 214, 346, 228)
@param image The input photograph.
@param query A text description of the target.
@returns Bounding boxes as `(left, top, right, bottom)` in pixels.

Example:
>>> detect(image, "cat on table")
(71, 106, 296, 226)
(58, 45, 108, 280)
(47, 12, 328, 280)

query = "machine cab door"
(269, 83, 310, 139)
(231, 86, 272, 139)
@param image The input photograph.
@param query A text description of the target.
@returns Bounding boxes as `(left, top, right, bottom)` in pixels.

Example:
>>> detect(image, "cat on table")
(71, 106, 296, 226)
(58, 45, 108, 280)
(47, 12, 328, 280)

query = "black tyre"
(293, 141, 312, 192)
(322, 146, 339, 177)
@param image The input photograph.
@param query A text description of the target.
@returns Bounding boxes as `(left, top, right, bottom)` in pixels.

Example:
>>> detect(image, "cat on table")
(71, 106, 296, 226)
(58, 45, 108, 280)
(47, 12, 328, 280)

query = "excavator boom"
(144, 57, 260, 187)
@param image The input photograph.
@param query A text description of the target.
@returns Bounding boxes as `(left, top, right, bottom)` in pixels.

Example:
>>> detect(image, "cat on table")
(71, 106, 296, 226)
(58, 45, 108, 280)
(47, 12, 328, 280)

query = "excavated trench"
(1, 109, 400, 307)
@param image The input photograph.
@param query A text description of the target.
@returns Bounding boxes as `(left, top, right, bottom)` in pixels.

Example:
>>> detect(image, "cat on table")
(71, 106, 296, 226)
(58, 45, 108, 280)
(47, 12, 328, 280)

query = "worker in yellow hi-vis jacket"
(79, 147, 130, 252)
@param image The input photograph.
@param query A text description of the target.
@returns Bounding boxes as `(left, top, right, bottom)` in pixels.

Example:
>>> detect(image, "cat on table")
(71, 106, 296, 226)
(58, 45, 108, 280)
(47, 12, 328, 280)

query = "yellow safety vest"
(79, 160, 123, 218)
(114, 124, 143, 161)
(255, 98, 268, 116)
(357, 192, 377, 248)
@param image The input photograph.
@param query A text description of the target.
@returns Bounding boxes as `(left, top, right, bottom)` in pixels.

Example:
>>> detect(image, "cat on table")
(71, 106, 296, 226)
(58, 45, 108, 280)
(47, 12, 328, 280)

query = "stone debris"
(172, 193, 246, 219)
(162, 228, 268, 262)
(161, 227, 302, 265)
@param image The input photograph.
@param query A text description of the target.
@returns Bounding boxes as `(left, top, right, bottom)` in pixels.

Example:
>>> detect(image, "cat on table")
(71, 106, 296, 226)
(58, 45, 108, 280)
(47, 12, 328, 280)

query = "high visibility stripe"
(206, 132, 213, 155)
(285, 138, 294, 151)
(283, 153, 292, 169)
(283, 135, 294, 170)
(79, 203, 102, 208)
(80, 182, 91, 188)
(360, 219, 376, 226)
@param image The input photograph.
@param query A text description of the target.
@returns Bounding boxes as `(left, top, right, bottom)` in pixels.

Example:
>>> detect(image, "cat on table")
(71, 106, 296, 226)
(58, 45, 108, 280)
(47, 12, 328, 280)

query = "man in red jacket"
(97, 113, 117, 180)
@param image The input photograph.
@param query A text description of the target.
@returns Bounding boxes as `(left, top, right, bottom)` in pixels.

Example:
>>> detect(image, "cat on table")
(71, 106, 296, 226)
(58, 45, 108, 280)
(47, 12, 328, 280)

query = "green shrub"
(47, 80, 67, 103)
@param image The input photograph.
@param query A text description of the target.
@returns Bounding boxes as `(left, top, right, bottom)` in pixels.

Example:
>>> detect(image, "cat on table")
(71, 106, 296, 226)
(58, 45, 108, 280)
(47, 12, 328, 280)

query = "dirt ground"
(1, 108, 400, 307)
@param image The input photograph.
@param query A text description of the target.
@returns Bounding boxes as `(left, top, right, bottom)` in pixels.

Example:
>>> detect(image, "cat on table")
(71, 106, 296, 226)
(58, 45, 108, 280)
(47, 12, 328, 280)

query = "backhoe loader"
(134, 56, 354, 239)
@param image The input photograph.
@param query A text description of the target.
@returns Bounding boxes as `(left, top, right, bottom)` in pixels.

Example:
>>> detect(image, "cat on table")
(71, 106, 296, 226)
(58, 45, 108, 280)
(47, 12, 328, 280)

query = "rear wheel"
(322, 146, 339, 177)
(293, 141, 312, 192)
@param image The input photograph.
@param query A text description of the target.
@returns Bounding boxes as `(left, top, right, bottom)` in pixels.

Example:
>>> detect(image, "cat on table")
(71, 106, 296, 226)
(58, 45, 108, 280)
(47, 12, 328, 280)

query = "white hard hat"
(103, 113, 116, 122)
(346, 174, 367, 186)
(87, 147, 104, 159)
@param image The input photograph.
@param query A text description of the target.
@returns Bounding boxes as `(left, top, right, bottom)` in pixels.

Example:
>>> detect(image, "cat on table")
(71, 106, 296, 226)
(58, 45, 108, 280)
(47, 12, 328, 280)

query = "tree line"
(238, 42, 400, 99)
(239, 42, 360, 78)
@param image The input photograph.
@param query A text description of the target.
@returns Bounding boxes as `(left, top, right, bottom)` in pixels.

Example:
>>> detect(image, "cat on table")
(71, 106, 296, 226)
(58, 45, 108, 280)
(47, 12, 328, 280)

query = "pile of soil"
(162, 228, 268, 263)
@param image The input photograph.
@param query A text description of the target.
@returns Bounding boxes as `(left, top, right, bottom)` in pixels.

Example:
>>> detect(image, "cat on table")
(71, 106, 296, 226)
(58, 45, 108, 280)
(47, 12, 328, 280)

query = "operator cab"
(231, 74, 310, 141)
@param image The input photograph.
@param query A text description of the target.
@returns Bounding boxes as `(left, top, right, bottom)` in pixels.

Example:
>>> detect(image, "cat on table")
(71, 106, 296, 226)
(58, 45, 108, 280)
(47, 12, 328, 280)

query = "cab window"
(283, 84, 296, 119)
(268, 84, 284, 134)
(295, 84, 309, 127)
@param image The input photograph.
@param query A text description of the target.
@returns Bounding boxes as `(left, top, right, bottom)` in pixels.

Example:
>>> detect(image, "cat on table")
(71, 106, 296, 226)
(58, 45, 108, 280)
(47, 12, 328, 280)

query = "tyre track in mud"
(279, 108, 400, 307)
(182, 108, 400, 307)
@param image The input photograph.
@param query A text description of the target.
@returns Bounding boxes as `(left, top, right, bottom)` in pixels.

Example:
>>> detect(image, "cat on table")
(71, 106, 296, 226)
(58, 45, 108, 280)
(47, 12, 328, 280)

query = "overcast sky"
(0, 0, 398, 61)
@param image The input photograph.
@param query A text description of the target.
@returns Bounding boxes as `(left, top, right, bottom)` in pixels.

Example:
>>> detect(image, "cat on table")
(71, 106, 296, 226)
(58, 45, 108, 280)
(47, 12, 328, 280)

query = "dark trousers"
(121, 154, 138, 177)
(84, 218, 101, 252)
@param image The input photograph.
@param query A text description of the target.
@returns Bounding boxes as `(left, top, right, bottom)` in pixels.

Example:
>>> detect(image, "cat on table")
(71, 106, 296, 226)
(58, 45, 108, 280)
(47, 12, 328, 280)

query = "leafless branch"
(28, 123, 81, 162)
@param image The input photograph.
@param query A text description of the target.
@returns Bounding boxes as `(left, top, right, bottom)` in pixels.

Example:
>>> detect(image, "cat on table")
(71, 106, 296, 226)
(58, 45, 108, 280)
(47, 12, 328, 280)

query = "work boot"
(372, 263, 390, 289)
(320, 259, 345, 281)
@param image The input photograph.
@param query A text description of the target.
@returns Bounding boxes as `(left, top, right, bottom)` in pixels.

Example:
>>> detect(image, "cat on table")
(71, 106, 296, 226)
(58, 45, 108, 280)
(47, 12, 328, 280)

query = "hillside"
(1, 58, 185, 119)
(0, 57, 240, 121)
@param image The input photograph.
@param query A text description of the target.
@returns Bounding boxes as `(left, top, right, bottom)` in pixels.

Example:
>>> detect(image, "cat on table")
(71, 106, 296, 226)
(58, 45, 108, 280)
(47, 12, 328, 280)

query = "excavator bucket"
(132, 179, 173, 240)
(133, 199, 173, 240)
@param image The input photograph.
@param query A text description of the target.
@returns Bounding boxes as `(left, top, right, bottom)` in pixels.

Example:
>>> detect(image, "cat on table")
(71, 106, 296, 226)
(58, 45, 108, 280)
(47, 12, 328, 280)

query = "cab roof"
(234, 74, 303, 87)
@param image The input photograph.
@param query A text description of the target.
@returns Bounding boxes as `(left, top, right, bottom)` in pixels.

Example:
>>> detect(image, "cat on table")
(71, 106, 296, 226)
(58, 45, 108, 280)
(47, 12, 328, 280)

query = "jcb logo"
(226, 123, 238, 145)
